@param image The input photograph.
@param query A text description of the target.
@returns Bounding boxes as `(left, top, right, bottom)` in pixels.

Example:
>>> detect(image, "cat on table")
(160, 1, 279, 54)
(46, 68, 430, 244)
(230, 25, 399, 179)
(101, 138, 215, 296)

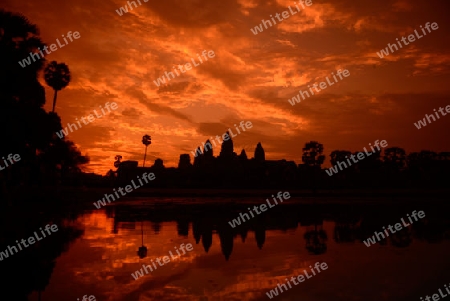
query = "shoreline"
(2, 186, 449, 209)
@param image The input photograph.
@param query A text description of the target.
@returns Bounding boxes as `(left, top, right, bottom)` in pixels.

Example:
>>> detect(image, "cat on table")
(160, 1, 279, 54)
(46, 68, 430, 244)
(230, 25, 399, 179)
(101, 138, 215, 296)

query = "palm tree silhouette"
(114, 155, 122, 168)
(44, 61, 71, 112)
(137, 221, 147, 259)
(142, 134, 151, 167)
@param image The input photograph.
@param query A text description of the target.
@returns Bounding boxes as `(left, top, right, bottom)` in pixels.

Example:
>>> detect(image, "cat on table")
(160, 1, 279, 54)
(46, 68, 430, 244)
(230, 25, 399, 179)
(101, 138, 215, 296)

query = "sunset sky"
(5, 0, 450, 174)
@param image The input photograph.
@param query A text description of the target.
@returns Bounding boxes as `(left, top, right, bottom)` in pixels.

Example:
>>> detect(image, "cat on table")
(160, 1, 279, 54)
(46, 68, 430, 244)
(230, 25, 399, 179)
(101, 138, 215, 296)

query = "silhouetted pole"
(51, 90, 57, 112)
(142, 135, 151, 167)
(137, 221, 147, 258)
(143, 145, 148, 167)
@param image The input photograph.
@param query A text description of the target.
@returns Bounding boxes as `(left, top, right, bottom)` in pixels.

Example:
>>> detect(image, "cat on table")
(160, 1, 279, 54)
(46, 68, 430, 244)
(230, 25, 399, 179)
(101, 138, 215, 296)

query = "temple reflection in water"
(106, 201, 450, 261)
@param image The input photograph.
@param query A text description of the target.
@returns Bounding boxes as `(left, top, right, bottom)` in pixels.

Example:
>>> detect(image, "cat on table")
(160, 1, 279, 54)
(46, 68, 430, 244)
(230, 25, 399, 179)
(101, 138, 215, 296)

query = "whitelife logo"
(250, 0, 313, 35)
(0, 153, 21, 171)
(376, 22, 439, 59)
(0, 224, 58, 261)
(228, 192, 290, 228)
(266, 262, 328, 299)
(419, 283, 450, 301)
(93, 172, 156, 209)
(115, 0, 149, 16)
(288, 69, 350, 106)
(56, 102, 118, 139)
(18, 31, 81, 68)
(191, 121, 253, 158)
(131, 243, 193, 280)
(325, 140, 388, 176)
(414, 105, 450, 129)
(153, 50, 215, 87)
(362, 210, 425, 247)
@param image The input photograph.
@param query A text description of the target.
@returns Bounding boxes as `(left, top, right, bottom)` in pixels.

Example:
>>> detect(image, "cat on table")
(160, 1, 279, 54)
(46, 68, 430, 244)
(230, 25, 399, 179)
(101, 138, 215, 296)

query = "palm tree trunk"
(143, 145, 148, 167)
(52, 89, 58, 112)
(312, 166, 317, 194)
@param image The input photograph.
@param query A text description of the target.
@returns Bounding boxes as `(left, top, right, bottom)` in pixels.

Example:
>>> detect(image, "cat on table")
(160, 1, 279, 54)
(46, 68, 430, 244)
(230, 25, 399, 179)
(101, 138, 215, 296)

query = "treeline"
(321, 146, 450, 189)
(0, 10, 88, 195)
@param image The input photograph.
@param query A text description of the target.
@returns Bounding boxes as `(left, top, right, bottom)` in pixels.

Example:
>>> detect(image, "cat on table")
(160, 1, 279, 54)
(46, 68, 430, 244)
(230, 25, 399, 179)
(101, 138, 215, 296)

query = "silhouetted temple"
(116, 131, 297, 189)
(110, 132, 450, 190)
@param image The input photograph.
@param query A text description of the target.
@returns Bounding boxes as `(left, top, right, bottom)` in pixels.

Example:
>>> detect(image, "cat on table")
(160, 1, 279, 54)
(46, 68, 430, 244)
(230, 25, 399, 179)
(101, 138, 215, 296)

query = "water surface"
(20, 198, 450, 301)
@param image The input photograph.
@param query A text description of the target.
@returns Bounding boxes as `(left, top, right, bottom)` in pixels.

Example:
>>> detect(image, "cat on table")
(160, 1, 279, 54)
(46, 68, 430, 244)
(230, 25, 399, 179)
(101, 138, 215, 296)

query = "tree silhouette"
(113, 155, 122, 182)
(114, 155, 122, 168)
(39, 139, 89, 183)
(330, 150, 352, 166)
(302, 141, 325, 191)
(383, 147, 406, 171)
(389, 227, 412, 248)
(302, 141, 325, 167)
(44, 61, 71, 112)
(438, 152, 450, 161)
(304, 223, 328, 255)
(0, 10, 46, 98)
(0, 11, 88, 188)
(0, 10, 47, 164)
(142, 134, 151, 167)
(408, 151, 437, 176)
(334, 222, 357, 243)
(417, 150, 438, 164)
